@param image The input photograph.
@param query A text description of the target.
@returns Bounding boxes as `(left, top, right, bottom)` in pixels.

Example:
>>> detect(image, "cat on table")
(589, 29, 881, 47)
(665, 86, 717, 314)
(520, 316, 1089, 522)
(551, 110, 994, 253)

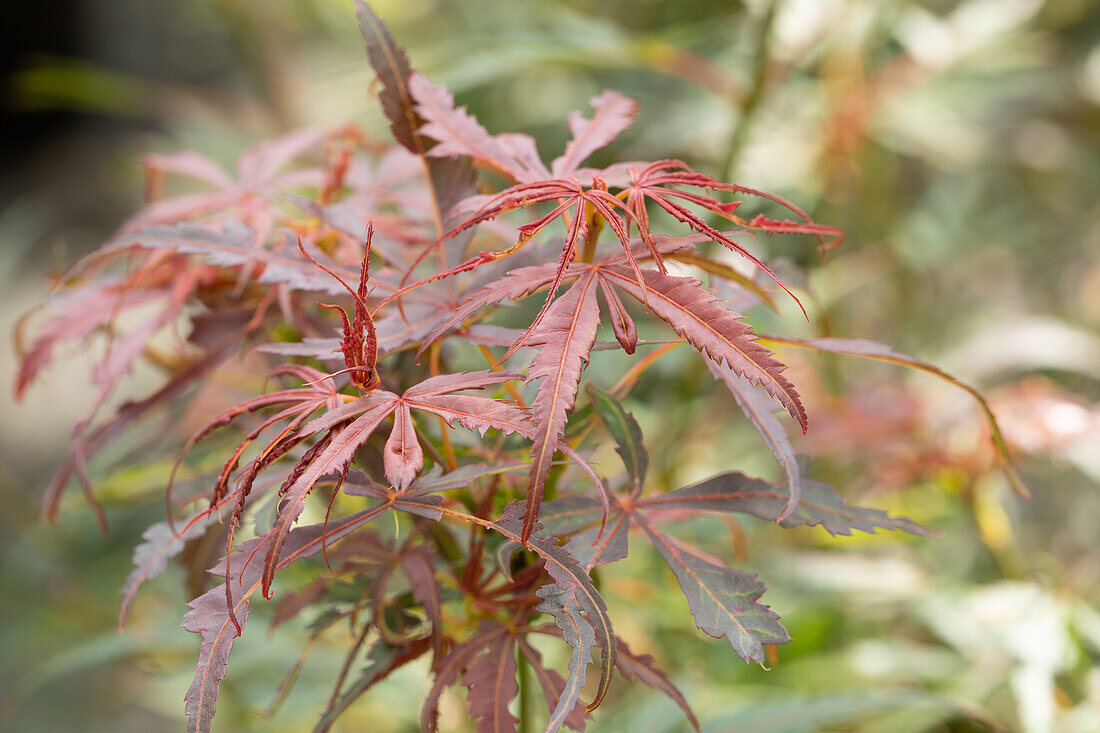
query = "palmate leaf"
(411, 76, 638, 186)
(261, 370, 531, 597)
(565, 511, 631, 571)
(410, 73, 548, 183)
(543, 472, 933, 551)
(550, 493, 787, 666)
(539, 473, 931, 671)
(615, 160, 843, 309)
(127, 126, 334, 235)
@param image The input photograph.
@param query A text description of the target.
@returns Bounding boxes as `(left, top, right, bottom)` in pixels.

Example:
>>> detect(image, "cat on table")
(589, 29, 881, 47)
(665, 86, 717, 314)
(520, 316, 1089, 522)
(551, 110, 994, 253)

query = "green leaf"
(586, 384, 648, 492)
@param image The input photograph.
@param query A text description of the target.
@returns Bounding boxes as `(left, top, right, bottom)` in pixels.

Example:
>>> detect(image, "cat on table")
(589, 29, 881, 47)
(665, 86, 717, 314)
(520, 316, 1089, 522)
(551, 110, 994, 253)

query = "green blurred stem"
(517, 643, 532, 733)
(722, 0, 783, 180)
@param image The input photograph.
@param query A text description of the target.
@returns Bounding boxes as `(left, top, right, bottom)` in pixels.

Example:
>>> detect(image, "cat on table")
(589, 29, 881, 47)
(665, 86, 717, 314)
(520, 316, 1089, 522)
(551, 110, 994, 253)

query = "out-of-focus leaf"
(463, 633, 519, 733)
(762, 334, 1028, 498)
(586, 384, 647, 493)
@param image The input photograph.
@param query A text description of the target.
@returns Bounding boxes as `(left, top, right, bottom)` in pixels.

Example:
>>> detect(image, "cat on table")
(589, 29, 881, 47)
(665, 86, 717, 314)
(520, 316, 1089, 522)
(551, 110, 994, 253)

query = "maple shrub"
(16, 3, 1028, 732)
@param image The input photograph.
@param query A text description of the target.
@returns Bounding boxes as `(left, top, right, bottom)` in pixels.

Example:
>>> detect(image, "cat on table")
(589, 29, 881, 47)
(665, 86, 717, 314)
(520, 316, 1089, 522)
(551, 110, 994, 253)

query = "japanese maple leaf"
(386, 77, 637, 344)
(393, 77, 839, 336)
(127, 125, 355, 239)
(414, 241, 805, 537)
(612, 159, 845, 315)
(256, 368, 539, 597)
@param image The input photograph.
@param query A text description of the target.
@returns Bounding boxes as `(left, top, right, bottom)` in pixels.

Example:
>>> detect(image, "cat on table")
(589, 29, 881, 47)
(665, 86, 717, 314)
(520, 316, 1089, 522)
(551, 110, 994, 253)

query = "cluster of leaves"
(14, 2, 1027, 731)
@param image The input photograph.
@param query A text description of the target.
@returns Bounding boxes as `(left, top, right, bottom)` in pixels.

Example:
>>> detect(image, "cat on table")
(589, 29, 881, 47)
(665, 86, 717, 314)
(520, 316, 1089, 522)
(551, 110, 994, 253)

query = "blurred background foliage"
(1, 0, 1098, 731)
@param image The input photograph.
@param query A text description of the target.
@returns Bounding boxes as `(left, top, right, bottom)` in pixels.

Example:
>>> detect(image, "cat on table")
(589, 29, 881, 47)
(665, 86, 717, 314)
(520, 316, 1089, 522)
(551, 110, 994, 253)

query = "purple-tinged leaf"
(493, 504, 615, 713)
(353, 0, 420, 154)
(374, 301, 456, 355)
(119, 513, 213, 629)
(614, 637, 699, 733)
(392, 499, 615, 714)
(516, 638, 588, 732)
(407, 461, 530, 496)
(602, 266, 807, 432)
(106, 222, 353, 295)
(640, 471, 936, 537)
(422, 625, 511, 733)
(262, 369, 535, 594)
(409, 393, 536, 440)
(522, 272, 601, 543)
(565, 510, 630, 571)
(261, 400, 396, 597)
(405, 369, 524, 398)
(538, 495, 607, 537)
(184, 505, 387, 733)
(296, 391, 397, 439)
(634, 515, 789, 664)
(183, 570, 254, 733)
(551, 90, 638, 178)
(535, 585, 596, 733)
(704, 357, 801, 520)
(539, 494, 627, 571)
(464, 634, 519, 733)
(465, 324, 529, 349)
(400, 550, 444, 662)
